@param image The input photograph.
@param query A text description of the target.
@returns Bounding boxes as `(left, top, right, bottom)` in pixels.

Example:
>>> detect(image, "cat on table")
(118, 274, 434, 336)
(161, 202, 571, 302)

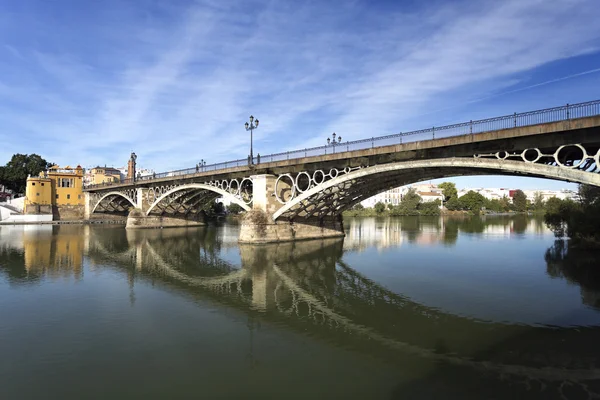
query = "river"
(1, 216, 600, 399)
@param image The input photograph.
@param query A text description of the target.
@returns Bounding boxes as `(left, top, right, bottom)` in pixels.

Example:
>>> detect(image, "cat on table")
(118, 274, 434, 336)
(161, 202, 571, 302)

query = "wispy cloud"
(0, 0, 599, 174)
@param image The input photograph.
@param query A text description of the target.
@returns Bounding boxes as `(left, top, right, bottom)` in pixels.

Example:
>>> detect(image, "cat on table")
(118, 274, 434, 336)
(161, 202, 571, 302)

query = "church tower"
(127, 152, 137, 181)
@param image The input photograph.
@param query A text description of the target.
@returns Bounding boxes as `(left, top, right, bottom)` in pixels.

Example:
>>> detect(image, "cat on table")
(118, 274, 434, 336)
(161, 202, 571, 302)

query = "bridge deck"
(85, 115, 600, 192)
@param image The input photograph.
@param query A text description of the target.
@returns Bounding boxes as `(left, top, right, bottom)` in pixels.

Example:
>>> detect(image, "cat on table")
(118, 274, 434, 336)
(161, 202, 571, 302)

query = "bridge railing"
(85, 99, 600, 189)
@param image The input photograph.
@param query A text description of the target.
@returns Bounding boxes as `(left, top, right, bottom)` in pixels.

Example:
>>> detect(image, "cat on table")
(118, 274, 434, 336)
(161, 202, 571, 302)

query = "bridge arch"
(273, 157, 600, 220)
(91, 191, 137, 214)
(145, 183, 251, 216)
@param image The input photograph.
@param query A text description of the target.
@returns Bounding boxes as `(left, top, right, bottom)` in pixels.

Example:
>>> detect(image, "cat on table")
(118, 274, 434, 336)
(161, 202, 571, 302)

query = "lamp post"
(245, 115, 259, 166)
(327, 132, 342, 153)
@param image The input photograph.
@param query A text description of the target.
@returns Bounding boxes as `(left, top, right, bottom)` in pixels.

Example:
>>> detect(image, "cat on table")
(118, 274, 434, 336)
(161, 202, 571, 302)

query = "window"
(60, 178, 74, 188)
(78, 195, 81, 200)
(36, 193, 40, 196)
(41, 183, 45, 186)
(32, 182, 36, 186)
(56, 194, 59, 199)
(67, 194, 71, 200)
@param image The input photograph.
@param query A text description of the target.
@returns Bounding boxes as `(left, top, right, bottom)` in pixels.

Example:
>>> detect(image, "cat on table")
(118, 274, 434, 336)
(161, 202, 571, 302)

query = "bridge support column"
(84, 193, 91, 220)
(136, 188, 150, 213)
(239, 174, 345, 243)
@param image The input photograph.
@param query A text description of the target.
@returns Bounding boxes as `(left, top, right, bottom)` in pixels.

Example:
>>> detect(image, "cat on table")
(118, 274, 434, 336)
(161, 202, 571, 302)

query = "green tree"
(485, 198, 504, 213)
(374, 202, 386, 214)
(353, 203, 364, 210)
(391, 187, 421, 216)
(544, 186, 600, 247)
(512, 189, 527, 212)
(418, 199, 441, 216)
(0, 154, 53, 195)
(532, 191, 545, 211)
(437, 182, 458, 202)
(227, 203, 243, 214)
(499, 195, 511, 212)
(458, 190, 486, 212)
(445, 196, 461, 211)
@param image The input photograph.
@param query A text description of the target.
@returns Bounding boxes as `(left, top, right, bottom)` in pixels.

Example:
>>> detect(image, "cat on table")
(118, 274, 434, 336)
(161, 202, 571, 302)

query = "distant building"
(360, 183, 443, 208)
(25, 165, 85, 213)
(88, 166, 122, 185)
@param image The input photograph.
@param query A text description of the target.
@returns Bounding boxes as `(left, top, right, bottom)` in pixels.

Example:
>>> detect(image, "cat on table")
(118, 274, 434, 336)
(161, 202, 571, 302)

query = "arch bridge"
(84, 100, 600, 242)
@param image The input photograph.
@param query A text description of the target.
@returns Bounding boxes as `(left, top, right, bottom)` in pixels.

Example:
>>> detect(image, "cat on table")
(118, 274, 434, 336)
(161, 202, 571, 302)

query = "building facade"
(25, 165, 84, 214)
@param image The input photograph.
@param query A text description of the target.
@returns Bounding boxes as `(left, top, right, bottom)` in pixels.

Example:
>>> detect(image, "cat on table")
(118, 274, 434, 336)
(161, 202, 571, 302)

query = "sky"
(1, 0, 600, 190)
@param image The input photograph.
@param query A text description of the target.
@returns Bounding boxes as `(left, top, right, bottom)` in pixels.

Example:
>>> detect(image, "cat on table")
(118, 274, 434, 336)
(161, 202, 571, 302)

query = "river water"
(1, 216, 600, 399)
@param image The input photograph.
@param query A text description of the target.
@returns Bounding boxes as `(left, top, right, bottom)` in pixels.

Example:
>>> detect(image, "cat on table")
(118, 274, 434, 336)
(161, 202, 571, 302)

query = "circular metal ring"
(554, 144, 587, 168)
(343, 167, 351, 174)
(221, 180, 229, 191)
(329, 168, 339, 178)
(521, 148, 542, 163)
(594, 149, 600, 172)
(313, 170, 326, 185)
(239, 178, 253, 205)
(275, 174, 296, 204)
(495, 151, 509, 160)
(295, 171, 312, 193)
(229, 179, 240, 195)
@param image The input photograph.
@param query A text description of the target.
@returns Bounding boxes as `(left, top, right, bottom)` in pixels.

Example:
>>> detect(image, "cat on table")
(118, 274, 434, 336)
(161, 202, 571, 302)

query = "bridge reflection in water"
(1, 220, 600, 398)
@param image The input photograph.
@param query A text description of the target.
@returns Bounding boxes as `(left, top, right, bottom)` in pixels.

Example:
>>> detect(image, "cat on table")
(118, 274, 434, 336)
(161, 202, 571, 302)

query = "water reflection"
(0, 225, 85, 284)
(344, 215, 545, 250)
(546, 240, 600, 310)
(2, 219, 600, 399)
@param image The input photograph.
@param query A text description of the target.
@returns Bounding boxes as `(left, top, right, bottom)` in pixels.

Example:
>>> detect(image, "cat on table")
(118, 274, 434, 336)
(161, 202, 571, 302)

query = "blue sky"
(1, 0, 600, 190)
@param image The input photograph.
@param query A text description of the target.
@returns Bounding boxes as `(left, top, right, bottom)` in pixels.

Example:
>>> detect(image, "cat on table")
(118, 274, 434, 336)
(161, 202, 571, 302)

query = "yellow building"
(25, 175, 52, 205)
(49, 165, 85, 206)
(89, 166, 122, 185)
(25, 165, 85, 212)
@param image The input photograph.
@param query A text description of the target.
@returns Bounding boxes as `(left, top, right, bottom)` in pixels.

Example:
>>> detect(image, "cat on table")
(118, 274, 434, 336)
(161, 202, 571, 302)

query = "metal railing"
(85, 99, 600, 190)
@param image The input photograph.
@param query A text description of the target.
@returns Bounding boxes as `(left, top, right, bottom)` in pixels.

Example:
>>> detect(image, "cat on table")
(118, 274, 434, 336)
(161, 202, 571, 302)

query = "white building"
(360, 183, 443, 208)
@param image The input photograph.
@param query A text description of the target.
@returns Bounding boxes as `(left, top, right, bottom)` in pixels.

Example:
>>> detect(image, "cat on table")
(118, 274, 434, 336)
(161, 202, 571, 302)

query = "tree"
(0, 154, 53, 195)
(512, 190, 527, 212)
(353, 203, 364, 210)
(544, 185, 600, 247)
(210, 201, 225, 215)
(438, 182, 458, 202)
(445, 196, 461, 211)
(418, 199, 441, 216)
(374, 202, 386, 214)
(401, 187, 421, 209)
(391, 188, 421, 216)
(228, 203, 243, 214)
(485, 198, 504, 213)
(499, 195, 511, 212)
(458, 190, 486, 212)
(533, 191, 545, 211)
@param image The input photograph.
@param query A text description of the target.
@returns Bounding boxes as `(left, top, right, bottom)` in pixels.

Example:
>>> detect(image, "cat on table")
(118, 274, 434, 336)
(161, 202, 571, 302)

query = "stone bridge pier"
(239, 174, 345, 243)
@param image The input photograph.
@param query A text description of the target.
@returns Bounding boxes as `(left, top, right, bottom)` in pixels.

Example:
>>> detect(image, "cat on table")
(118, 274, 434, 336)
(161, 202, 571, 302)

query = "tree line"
(439, 182, 540, 214)
(345, 181, 565, 217)
(544, 185, 600, 248)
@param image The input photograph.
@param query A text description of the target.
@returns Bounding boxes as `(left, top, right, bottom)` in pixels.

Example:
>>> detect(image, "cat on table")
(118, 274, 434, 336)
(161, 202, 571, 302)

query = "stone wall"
(53, 205, 85, 221)
(239, 210, 344, 243)
(126, 214, 206, 229)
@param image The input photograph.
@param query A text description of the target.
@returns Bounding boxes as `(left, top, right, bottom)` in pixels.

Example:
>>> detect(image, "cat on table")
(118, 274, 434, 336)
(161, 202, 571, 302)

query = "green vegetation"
(343, 188, 441, 217)
(438, 182, 458, 202)
(227, 203, 243, 214)
(0, 154, 53, 195)
(544, 184, 600, 248)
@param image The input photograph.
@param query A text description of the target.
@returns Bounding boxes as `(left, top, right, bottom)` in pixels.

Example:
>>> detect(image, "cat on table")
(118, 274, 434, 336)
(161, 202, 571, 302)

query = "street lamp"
(327, 132, 342, 153)
(245, 115, 259, 166)
(196, 159, 206, 172)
